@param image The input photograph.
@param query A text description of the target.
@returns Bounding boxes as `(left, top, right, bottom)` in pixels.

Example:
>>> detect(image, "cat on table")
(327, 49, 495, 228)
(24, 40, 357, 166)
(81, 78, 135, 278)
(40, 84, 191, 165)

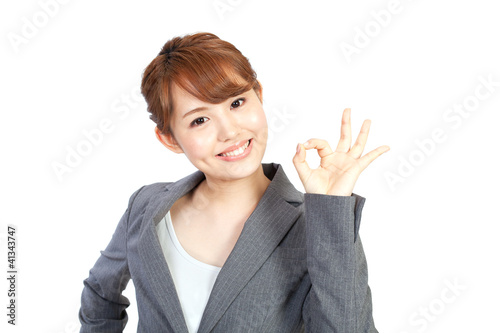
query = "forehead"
(170, 82, 203, 113)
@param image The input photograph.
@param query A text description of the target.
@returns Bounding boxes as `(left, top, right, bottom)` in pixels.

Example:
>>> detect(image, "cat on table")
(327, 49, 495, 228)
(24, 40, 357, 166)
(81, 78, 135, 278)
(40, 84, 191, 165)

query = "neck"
(193, 165, 271, 211)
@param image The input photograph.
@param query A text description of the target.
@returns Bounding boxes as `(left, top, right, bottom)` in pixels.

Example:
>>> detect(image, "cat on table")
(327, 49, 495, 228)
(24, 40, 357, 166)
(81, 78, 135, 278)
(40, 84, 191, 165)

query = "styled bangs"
(168, 50, 256, 104)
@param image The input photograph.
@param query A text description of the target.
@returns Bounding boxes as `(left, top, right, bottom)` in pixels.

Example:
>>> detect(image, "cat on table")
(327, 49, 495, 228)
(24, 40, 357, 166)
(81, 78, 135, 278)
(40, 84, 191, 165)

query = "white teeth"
(220, 140, 250, 157)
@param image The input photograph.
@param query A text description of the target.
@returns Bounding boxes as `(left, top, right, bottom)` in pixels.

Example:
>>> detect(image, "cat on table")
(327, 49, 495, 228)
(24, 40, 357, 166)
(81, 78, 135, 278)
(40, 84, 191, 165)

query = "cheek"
(180, 134, 213, 159)
(254, 110, 268, 142)
(247, 107, 268, 132)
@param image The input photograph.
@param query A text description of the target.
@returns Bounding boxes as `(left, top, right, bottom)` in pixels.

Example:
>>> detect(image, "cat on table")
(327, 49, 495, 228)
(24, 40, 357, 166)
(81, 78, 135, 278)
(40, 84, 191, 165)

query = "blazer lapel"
(197, 163, 304, 333)
(137, 169, 206, 333)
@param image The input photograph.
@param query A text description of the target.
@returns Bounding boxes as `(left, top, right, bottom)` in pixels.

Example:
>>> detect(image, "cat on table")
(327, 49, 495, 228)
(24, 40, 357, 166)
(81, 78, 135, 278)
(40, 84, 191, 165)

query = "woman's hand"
(292, 108, 390, 196)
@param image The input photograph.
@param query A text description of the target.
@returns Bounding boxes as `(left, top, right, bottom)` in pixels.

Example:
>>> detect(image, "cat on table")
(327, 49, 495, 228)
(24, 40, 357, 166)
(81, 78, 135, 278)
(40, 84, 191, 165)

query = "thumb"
(292, 143, 311, 186)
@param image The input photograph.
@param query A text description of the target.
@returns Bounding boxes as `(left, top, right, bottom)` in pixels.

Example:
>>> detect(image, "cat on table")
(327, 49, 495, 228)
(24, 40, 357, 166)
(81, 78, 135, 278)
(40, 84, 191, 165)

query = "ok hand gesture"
(292, 108, 390, 196)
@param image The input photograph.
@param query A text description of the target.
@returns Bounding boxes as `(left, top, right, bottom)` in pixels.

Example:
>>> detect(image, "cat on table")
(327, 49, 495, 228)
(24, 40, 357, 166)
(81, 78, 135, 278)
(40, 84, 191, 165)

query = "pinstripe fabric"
(79, 163, 378, 332)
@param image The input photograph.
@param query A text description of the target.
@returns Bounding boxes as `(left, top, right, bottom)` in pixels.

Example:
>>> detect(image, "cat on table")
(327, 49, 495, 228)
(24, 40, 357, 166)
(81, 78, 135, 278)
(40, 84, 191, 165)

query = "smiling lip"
(215, 139, 253, 161)
(217, 139, 251, 155)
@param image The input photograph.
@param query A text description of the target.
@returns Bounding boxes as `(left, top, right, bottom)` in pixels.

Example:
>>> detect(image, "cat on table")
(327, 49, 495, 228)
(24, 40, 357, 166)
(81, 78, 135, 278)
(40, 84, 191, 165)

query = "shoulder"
(125, 182, 172, 215)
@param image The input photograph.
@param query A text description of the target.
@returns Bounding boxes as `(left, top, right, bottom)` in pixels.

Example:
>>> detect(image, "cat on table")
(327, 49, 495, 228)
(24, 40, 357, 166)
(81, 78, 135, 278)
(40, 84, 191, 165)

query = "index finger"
(303, 138, 334, 158)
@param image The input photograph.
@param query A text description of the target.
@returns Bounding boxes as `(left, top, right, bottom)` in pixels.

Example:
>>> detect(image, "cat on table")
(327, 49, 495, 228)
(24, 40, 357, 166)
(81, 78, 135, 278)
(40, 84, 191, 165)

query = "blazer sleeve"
(79, 186, 144, 333)
(302, 193, 378, 333)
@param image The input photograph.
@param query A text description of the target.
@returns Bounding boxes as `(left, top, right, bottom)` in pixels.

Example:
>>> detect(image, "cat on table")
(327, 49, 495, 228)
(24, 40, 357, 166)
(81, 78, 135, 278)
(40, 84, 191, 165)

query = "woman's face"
(156, 82, 268, 181)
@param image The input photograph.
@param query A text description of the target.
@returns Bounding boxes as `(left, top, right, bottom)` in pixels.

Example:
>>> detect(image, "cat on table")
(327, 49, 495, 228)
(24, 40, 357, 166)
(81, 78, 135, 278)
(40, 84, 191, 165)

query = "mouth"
(216, 139, 253, 159)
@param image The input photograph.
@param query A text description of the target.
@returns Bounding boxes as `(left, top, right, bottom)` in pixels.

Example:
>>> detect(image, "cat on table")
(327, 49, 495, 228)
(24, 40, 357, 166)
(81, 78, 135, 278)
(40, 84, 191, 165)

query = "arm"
(292, 108, 389, 331)
(302, 192, 377, 332)
(79, 186, 144, 333)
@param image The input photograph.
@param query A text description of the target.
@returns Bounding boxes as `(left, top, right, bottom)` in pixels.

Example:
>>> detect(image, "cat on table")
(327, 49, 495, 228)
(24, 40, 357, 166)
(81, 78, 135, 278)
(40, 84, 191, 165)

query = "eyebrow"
(182, 106, 209, 119)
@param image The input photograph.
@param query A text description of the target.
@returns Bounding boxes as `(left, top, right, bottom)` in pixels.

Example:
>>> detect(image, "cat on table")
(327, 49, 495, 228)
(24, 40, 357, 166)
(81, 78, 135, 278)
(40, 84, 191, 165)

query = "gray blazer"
(79, 163, 378, 332)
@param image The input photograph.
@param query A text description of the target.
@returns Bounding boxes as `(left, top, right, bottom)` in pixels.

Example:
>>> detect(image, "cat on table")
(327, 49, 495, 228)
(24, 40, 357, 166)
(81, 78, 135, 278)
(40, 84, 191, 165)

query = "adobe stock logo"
(265, 104, 296, 144)
(7, 0, 72, 54)
(212, 0, 244, 21)
(400, 277, 466, 333)
(51, 86, 145, 182)
(384, 74, 498, 191)
(339, 0, 413, 64)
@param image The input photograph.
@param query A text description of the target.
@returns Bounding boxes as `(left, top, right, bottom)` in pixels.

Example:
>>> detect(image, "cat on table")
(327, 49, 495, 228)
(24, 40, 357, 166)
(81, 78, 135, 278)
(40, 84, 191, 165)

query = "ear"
(154, 126, 184, 154)
(256, 80, 263, 102)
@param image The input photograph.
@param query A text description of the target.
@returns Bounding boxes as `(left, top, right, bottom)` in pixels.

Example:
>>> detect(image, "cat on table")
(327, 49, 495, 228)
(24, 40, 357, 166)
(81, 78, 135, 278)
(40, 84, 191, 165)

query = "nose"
(217, 109, 241, 142)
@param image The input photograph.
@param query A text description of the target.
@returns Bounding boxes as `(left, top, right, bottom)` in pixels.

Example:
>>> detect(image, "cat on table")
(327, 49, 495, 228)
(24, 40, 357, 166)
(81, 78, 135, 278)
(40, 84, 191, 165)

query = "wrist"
(327, 192, 352, 197)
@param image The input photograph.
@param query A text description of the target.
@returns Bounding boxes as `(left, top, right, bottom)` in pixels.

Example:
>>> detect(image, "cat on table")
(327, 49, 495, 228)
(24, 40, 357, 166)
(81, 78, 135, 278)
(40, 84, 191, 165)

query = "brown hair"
(140, 32, 262, 136)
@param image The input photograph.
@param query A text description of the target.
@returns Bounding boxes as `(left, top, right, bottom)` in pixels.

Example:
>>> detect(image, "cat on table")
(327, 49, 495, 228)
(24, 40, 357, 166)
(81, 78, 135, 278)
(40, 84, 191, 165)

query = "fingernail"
(296, 143, 300, 153)
(304, 141, 309, 147)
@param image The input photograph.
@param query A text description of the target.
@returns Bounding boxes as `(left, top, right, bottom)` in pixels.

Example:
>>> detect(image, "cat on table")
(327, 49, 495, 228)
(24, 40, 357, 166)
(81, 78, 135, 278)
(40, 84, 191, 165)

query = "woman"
(79, 32, 389, 332)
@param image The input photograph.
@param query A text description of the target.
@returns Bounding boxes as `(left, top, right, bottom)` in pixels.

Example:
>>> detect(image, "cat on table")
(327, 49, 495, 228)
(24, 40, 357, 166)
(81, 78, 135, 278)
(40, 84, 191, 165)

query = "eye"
(231, 98, 245, 109)
(190, 117, 208, 127)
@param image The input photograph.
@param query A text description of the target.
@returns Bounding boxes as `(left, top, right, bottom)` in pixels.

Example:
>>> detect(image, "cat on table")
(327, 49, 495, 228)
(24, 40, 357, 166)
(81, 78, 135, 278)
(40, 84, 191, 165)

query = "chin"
(201, 157, 264, 181)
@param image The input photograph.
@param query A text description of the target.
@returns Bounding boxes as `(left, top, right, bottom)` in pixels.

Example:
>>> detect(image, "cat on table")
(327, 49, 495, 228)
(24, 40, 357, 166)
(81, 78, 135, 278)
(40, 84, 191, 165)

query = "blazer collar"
(138, 163, 303, 333)
(162, 162, 303, 205)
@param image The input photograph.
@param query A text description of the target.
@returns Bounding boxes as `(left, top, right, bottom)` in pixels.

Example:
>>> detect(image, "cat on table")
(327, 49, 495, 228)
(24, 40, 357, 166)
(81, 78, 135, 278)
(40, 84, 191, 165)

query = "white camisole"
(156, 210, 221, 333)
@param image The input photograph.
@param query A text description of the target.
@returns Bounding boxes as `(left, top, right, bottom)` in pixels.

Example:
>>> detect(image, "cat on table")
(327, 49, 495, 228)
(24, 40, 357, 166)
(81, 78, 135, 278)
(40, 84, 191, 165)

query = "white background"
(1, 0, 499, 332)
